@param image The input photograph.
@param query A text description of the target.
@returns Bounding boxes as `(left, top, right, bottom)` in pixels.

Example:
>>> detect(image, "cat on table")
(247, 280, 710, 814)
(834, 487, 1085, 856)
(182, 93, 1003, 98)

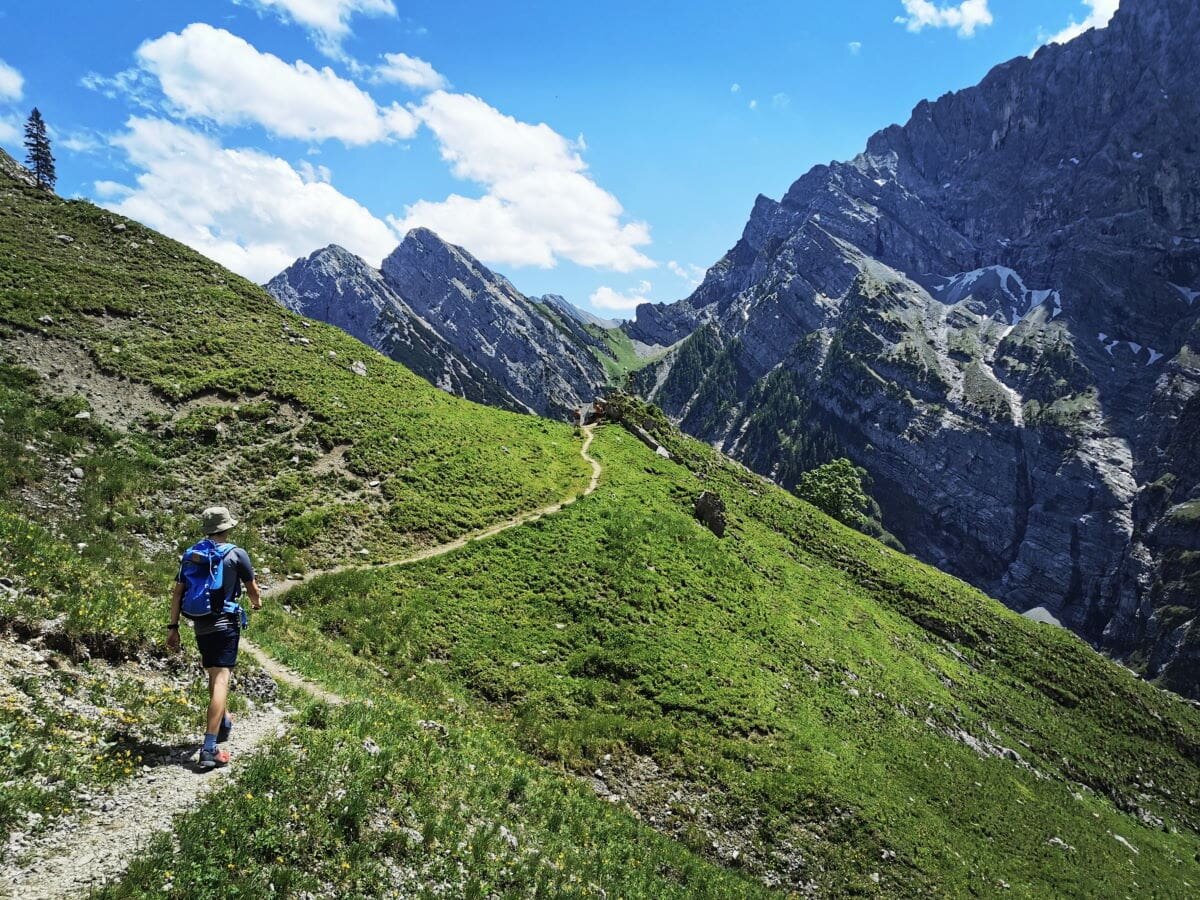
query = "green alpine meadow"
(1, 139, 1199, 898)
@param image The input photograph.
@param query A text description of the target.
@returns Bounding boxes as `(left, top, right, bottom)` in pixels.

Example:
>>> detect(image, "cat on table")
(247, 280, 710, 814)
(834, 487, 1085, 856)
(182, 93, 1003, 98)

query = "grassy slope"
(585, 324, 668, 385)
(1, 157, 1198, 896)
(250, 424, 1200, 896)
(0, 369, 763, 900)
(0, 157, 762, 898)
(0, 160, 589, 576)
(101, 637, 767, 899)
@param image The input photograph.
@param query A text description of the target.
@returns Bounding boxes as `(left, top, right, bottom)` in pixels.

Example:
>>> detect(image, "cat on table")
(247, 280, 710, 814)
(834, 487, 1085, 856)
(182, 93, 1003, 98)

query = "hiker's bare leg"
(205, 666, 231, 735)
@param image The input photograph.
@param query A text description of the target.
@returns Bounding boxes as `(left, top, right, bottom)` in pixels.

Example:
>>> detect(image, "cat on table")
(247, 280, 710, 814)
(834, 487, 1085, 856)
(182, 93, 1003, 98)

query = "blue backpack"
(179, 539, 241, 620)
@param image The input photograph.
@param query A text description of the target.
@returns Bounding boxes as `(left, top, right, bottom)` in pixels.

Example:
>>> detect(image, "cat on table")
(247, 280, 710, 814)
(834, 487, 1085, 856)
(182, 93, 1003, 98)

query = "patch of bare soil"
(0, 330, 170, 430)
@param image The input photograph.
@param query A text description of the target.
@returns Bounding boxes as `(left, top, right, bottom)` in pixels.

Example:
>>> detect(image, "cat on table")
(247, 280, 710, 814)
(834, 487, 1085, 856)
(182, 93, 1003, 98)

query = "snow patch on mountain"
(1170, 283, 1199, 305)
(937, 266, 1061, 324)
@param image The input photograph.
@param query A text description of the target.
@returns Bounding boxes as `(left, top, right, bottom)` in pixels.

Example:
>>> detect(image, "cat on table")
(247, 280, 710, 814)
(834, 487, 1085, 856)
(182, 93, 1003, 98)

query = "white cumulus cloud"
(374, 52, 448, 91)
(0, 59, 23, 102)
(895, 0, 994, 37)
(103, 117, 399, 282)
(667, 260, 705, 286)
(590, 280, 654, 313)
(136, 23, 417, 144)
(241, 0, 396, 57)
(1042, 0, 1119, 46)
(391, 90, 653, 272)
(0, 113, 21, 147)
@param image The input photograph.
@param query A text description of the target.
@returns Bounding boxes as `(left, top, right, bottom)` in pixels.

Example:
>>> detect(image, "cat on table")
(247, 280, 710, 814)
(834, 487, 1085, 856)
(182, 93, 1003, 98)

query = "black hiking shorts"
(196, 628, 240, 669)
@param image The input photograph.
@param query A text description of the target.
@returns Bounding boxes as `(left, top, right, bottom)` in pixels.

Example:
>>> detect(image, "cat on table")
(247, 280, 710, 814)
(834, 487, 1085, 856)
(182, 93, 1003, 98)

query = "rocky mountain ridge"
(268, 229, 611, 417)
(624, 0, 1200, 694)
(268, 243, 521, 411)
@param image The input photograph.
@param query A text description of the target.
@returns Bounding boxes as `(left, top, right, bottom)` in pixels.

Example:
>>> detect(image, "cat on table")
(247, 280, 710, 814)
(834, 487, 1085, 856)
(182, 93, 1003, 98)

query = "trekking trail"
(257, 423, 604, 597)
(0, 707, 288, 900)
(0, 425, 603, 899)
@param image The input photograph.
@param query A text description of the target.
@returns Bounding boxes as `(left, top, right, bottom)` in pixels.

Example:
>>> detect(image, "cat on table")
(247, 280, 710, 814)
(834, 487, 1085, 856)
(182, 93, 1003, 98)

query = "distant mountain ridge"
(268, 243, 521, 411)
(541, 294, 620, 330)
(268, 229, 611, 416)
(622, 0, 1200, 694)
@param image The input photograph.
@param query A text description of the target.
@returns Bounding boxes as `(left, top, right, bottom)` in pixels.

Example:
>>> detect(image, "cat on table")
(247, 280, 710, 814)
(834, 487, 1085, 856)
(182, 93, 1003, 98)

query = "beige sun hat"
(201, 506, 238, 535)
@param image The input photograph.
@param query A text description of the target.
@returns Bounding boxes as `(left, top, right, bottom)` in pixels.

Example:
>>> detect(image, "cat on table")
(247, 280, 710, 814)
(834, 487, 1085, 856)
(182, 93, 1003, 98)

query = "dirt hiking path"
(0, 706, 287, 899)
(260, 424, 603, 598)
(1, 426, 603, 899)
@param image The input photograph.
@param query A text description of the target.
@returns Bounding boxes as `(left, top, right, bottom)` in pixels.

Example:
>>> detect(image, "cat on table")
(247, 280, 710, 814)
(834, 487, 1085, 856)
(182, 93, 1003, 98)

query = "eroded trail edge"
(1, 426, 603, 899)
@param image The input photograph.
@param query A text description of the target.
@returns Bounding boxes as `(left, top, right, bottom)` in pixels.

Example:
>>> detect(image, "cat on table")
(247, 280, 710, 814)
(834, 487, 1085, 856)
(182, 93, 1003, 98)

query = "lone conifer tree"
(23, 108, 56, 191)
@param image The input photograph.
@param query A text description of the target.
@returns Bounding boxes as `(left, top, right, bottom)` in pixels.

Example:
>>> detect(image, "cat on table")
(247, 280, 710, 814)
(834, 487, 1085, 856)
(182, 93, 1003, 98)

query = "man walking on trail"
(166, 506, 262, 771)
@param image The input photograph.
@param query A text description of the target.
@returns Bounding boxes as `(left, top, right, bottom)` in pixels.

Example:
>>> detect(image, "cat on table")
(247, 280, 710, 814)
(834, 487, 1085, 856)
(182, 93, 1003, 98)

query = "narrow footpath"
(0, 426, 603, 899)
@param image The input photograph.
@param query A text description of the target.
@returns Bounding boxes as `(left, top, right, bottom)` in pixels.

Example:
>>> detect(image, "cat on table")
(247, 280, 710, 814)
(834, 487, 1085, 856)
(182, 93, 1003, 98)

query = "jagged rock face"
(268, 232, 610, 416)
(627, 0, 1200, 694)
(267, 244, 521, 411)
(380, 229, 609, 417)
(269, 244, 391, 348)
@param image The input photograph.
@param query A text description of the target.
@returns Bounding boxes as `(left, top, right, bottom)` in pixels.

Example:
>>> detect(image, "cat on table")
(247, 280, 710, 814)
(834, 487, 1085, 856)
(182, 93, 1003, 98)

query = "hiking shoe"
(197, 748, 230, 771)
(217, 715, 233, 743)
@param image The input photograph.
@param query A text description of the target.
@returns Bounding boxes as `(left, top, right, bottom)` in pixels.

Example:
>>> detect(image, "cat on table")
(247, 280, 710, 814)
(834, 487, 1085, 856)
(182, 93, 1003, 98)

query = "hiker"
(166, 506, 262, 771)
(571, 407, 581, 427)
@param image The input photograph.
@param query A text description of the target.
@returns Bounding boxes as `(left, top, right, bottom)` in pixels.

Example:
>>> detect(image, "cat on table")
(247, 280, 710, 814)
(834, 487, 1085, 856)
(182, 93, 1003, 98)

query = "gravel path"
(0, 704, 287, 899)
(0, 425, 604, 898)
(240, 638, 346, 706)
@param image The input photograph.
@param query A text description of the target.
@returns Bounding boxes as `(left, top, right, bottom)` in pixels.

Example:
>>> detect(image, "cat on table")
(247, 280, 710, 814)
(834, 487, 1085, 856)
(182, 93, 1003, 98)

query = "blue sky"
(0, 1, 1118, 315)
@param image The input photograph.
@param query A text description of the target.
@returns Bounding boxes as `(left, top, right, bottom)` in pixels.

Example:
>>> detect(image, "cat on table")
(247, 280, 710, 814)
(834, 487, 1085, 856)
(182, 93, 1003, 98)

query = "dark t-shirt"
(177, 546, 255, 635)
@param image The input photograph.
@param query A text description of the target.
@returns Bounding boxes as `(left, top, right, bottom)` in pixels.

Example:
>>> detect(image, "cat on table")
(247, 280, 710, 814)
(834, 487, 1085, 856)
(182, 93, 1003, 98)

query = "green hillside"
(0, 151, 589, 571)
(1, 152, 1199, 897)
(586, 324, 668, 385)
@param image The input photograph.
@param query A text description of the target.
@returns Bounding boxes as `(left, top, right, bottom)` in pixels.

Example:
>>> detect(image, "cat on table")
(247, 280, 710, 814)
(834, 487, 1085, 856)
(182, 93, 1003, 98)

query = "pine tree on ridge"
(23, 107, 56, 191)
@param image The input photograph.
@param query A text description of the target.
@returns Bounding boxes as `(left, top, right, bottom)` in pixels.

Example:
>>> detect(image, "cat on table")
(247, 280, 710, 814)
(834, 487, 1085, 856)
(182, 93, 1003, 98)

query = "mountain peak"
(396, 226, 467, 261)
(403, 226, 446, 245)
(622, 0, 1200, 693)
(310, 243, 357, 261)
(384, 227, 510, 293)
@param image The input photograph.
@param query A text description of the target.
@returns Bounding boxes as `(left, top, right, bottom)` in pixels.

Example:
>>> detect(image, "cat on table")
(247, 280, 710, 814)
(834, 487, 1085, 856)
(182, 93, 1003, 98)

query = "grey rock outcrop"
(694, 491, 727, 538)
(626, 0, 1200, 694)
(380, 229, 609, 416)
(268, 231, 610, 417)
